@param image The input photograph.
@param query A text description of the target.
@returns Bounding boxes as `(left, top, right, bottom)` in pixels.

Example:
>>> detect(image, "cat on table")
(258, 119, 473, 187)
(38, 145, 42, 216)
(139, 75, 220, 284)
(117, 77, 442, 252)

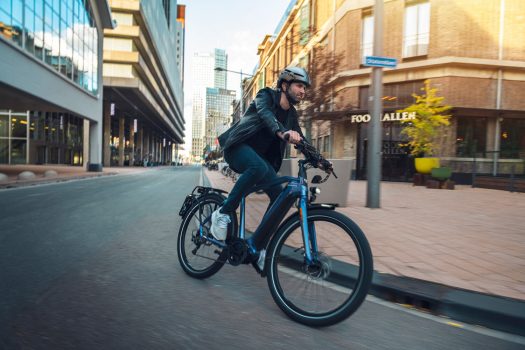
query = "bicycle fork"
(299, 185, 318, 265)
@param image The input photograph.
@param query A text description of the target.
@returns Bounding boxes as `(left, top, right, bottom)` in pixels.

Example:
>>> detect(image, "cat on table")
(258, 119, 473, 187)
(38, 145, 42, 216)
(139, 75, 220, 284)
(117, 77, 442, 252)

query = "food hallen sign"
(348, 112, 416, 123)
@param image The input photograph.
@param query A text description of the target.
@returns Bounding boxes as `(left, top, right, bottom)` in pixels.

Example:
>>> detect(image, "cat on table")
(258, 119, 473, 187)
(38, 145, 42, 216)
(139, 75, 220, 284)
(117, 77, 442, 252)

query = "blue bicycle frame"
(200, 159, 320, 265)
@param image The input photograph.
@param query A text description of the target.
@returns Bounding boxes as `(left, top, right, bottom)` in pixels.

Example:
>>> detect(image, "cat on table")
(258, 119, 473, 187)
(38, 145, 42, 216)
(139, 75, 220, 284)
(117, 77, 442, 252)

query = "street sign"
(364, 56, 397, 68)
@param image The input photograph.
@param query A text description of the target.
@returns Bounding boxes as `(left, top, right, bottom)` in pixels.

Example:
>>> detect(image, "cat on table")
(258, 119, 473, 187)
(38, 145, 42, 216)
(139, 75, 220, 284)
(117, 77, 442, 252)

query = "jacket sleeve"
(254, 88, 286, 135)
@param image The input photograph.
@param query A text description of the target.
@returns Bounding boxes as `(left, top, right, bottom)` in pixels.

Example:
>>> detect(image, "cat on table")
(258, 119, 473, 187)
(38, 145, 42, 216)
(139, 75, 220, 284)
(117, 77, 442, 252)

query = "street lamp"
(214, 67, 254, 115)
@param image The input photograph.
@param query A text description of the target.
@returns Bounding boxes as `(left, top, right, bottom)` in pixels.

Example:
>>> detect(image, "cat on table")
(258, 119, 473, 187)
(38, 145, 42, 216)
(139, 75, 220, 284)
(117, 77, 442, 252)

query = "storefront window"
(456, 117, 487, 157)
(30, 112, 45, 141)
(0, 139, 8, 163)
(11, 139, 26, 164)
(0, 114, 8, 137)
(500, 119, 525, 159)
(0, 110, 82, 165)
(11, 114, 27, 138)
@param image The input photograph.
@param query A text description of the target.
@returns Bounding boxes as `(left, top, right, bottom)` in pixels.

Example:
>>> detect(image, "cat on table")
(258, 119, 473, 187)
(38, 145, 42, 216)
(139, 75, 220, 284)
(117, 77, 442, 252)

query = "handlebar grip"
(283, 133, 290, 141)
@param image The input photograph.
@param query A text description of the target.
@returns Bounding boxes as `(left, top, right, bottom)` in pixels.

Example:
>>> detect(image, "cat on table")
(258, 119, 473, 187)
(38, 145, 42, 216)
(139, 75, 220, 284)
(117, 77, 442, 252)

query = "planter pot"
(415, 157, 440, 174)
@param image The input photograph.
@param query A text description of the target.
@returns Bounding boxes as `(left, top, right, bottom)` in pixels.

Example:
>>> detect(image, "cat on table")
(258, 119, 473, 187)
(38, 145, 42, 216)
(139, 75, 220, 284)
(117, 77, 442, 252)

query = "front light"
(310, 186, 321, 194)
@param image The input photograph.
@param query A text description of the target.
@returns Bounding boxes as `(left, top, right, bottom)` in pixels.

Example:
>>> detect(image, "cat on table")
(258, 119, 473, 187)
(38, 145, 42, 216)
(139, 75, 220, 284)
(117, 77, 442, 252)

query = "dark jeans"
(220, 143, 282, 214)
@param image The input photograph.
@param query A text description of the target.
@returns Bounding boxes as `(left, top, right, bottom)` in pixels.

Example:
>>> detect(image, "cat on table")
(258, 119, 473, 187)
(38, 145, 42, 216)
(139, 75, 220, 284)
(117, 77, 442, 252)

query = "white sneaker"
(257, 249, 266, 271)
(210, 209, 231, 240)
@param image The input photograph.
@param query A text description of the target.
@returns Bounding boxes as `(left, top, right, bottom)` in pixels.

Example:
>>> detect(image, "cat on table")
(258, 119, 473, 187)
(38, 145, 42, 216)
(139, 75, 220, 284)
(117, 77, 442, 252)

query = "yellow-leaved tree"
(398, 80, 452, 157)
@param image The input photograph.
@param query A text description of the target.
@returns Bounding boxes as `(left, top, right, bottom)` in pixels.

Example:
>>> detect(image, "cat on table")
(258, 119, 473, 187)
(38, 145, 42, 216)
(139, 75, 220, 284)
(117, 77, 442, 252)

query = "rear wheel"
(177, 193, 237, 279)
(266, 209, 373, 327)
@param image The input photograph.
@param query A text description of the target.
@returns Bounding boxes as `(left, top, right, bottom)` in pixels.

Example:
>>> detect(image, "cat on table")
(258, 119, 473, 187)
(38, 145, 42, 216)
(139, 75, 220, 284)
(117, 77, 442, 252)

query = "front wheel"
(266, 209, 373, 327)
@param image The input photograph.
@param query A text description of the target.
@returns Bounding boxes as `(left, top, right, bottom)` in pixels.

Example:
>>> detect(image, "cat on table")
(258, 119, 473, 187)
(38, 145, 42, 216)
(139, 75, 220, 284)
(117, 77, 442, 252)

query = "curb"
(0, 172, 118, 190)
(370, 271, 525, 337)
(202, 170, 525, 337)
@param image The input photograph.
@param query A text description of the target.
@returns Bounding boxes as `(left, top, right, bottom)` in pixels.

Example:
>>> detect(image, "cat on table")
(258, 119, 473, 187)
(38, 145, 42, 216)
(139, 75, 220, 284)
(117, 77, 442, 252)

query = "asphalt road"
(1, 166, 523, 349)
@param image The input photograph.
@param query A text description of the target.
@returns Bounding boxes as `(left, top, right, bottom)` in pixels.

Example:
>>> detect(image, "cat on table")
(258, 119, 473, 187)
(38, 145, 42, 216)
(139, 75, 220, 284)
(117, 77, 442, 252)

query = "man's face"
(285, 82, 307, 103)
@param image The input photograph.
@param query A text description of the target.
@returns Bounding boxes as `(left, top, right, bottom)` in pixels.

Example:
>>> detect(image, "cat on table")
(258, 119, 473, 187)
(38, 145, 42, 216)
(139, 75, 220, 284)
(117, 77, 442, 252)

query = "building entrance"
(356, 122, 415, 181)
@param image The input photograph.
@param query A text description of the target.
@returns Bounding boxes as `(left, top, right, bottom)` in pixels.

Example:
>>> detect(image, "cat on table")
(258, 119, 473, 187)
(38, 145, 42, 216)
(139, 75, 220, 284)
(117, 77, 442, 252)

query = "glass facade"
(205, 87, 235, 151)
(213, 49, 227, 89)
(0, 110, 83, 165)
(0, 0, 99, 95)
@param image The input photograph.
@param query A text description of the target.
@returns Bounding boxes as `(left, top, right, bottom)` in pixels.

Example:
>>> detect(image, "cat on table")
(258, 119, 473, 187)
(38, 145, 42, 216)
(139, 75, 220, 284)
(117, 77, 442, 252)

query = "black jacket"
(218, 87, 305, 172)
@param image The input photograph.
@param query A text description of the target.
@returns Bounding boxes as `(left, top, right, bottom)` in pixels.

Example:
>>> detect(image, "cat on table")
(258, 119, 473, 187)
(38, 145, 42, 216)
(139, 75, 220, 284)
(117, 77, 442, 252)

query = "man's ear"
(281, 81, 288, 92)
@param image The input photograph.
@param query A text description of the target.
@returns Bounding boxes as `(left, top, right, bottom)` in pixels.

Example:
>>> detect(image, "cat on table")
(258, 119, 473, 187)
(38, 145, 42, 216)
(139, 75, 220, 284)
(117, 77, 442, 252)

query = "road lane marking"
(279, 266, 525, 345)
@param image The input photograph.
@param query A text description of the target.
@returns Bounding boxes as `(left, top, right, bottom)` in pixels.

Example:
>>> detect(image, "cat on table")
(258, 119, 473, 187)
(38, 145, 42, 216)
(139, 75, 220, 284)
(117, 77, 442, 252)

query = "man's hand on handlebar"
(277, 130, 302, 144)
(318, 159, 333, 171)
(291, 138, 338, 178)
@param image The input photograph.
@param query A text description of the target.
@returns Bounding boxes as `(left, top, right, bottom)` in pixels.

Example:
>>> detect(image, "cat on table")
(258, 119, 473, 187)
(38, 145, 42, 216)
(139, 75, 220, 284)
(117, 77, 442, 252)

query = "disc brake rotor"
(304, 252, 332, 280)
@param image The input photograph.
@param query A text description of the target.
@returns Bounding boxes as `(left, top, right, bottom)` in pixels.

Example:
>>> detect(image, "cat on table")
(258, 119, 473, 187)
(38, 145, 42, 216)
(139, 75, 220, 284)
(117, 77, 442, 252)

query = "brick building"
(243, 0, 525, 181)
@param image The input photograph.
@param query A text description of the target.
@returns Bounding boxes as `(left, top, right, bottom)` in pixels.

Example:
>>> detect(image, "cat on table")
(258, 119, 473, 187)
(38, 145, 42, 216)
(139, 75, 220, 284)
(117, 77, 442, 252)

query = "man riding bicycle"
(211, 66, 311, 269)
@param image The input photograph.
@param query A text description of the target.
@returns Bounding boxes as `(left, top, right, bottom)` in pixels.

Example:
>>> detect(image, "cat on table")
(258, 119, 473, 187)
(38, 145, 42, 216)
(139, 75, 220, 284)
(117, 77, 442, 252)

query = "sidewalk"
(204, 168, 525, 335)
(0, 164, 151, 189)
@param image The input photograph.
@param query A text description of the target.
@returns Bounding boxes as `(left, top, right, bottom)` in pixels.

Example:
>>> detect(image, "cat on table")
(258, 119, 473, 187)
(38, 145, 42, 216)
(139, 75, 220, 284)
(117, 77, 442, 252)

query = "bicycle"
(177, 140, 373, 327)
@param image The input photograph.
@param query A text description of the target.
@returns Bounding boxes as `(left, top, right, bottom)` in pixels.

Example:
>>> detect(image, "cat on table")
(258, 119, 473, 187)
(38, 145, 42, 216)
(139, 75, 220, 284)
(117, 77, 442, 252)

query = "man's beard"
(285, 89, 300, 105)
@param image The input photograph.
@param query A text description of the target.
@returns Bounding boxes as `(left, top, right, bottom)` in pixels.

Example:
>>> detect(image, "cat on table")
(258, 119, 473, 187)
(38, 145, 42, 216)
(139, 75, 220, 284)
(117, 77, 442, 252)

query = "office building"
(102, 0, 185, 166)
(0, 0, 113, 169)
(204, 87, 236, 153)
(191, 48, 230, 161)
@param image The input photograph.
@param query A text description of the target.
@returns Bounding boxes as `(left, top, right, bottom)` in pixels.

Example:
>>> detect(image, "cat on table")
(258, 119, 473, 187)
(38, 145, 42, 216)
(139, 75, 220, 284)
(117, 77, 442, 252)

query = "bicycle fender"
(308, 203, 337, 210)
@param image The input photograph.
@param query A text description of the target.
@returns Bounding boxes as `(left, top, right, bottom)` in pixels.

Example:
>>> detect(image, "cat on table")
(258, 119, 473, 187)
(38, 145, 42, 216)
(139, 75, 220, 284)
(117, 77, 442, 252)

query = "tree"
(297, 45, 345, 141)
(398, 80, 452, 157)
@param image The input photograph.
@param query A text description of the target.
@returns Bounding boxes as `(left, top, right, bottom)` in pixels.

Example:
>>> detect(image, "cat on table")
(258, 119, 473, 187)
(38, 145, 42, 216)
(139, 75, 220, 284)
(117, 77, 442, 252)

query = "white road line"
(278, 266, 525, 345)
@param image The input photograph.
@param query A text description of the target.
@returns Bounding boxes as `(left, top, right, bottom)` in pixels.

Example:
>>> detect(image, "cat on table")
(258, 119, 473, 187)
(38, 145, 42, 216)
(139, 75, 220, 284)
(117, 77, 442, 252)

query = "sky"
(180, 0, 292, 149)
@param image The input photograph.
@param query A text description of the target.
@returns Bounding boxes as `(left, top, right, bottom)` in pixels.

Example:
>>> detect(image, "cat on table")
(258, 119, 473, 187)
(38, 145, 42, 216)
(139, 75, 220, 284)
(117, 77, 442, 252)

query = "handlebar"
(283, 132, 337, 179)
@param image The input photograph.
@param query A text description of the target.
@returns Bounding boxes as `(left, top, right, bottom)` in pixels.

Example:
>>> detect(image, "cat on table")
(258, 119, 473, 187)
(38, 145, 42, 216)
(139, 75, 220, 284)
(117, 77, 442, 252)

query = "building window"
(455, 117, 487, 157)
(323, 135, 330, 155)
(361, 12, 374, 64)
(162, 0, 171, 27)
(403, 1, 430, 58)
(258, 70, 265, 90)
(299, 0, 310, 46)
(500, 119, 525, 159)
(359, 81, 424, 109)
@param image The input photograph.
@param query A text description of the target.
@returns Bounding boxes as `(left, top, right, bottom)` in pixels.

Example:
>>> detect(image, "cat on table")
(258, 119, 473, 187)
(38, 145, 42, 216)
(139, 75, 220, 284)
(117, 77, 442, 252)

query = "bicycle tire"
(266, 209, 373, 327)
(177, 193, 238, 279)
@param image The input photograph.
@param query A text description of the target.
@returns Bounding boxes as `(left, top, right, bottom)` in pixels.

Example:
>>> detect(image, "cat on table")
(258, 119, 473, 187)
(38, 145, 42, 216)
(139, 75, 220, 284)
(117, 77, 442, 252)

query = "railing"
(470, 150, 525, 193)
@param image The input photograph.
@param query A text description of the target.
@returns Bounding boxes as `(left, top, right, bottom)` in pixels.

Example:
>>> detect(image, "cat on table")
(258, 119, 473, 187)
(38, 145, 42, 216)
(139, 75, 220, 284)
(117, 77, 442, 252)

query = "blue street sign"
(364, 56, 397, 68)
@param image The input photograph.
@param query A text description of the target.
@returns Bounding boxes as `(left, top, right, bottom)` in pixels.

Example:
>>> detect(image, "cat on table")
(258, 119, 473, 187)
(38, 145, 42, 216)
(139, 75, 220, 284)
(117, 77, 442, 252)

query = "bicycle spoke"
(268, 213, 371, 320)
(178, 194, 235, 278)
